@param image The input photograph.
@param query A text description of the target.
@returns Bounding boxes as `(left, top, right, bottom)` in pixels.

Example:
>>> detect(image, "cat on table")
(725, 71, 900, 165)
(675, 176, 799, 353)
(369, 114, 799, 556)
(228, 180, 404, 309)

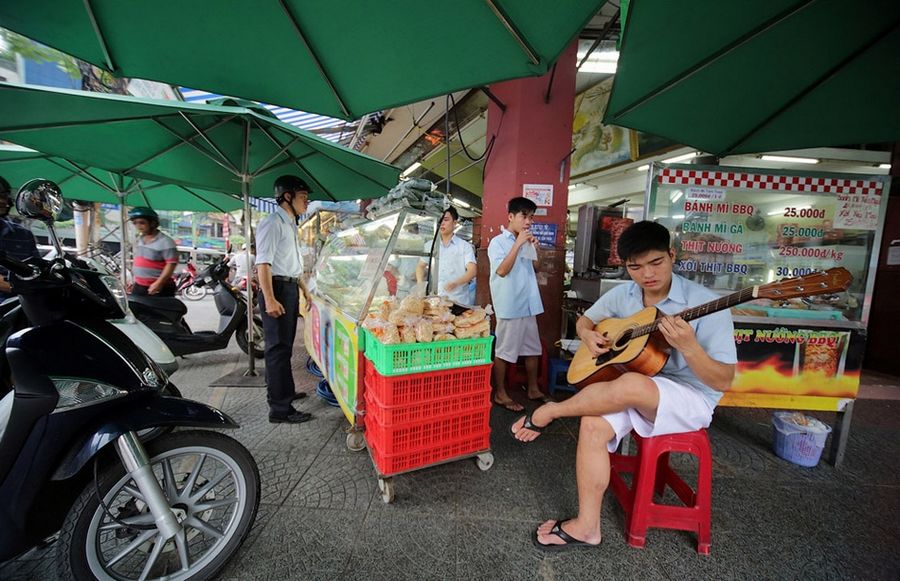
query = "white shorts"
(602, 376, 715, 452)
(494, 316, 542, 363)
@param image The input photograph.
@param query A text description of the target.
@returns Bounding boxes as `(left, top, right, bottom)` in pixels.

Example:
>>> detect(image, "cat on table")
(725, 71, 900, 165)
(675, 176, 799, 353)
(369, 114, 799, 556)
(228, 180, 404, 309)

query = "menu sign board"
(647, 164, 890, 408)
(648, 165, 889, 325)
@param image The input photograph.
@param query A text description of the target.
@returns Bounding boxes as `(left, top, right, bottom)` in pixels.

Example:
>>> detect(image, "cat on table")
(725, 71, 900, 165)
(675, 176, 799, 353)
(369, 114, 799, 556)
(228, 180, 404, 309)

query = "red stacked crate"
(363, 346, 492, 476)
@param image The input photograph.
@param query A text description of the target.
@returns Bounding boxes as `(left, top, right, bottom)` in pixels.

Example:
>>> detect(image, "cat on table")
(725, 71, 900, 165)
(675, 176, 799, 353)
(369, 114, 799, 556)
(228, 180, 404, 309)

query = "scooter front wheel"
(56, 430, 260, 581)
(235, 317, 265, 359)
(180, 285, 206, 301)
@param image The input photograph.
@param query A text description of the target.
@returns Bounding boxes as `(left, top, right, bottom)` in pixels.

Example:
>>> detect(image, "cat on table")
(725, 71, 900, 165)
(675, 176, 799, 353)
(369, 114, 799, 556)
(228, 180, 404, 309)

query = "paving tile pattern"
(3, 303, 898, 580)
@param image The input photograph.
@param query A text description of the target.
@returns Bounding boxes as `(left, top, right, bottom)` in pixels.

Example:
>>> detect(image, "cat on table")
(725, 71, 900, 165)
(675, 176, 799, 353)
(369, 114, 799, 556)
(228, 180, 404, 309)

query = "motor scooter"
(174, 261, 207, 301)
(0, 179, 260, 580)
(128, 258, 264, 358)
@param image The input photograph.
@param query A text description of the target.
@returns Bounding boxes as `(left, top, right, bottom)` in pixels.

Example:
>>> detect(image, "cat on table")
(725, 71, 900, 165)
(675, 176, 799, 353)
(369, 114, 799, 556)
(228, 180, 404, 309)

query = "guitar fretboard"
(624, 287, 756, 342)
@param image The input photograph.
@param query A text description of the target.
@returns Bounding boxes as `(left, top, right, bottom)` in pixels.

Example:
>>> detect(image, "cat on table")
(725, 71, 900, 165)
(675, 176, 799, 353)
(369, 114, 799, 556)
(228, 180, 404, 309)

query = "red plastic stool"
(608, 429, 713, 554)
(505, 339, 548, 394)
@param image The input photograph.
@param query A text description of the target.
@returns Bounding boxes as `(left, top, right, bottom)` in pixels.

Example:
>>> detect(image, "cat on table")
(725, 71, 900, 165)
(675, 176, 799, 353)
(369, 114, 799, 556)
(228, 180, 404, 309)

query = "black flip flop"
(533, 520, 601, 552)
(510, 410, 545, 439)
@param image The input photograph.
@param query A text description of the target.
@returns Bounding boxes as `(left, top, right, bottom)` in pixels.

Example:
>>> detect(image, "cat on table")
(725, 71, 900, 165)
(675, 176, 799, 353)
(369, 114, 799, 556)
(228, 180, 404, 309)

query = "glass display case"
(304, 209, 441, 426)
(298, 209, 361, 283)
(313, 209, 439, 322)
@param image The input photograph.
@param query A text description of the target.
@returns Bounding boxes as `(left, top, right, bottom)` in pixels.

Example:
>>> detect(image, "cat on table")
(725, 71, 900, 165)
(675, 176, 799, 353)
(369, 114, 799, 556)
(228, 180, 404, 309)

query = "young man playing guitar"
(512, 220, 737, 551)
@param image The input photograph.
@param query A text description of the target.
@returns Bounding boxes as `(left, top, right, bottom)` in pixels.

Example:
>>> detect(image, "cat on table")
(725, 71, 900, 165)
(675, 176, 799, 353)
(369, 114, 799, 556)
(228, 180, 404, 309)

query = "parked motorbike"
(40, 247, 179, 375)
(175, 262, 207, 301)
(129, 258, 264, 358)
(0, 179, 260, 580)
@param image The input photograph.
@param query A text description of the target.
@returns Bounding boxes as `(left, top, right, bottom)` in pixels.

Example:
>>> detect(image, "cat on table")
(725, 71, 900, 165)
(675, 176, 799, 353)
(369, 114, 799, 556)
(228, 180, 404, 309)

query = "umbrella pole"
(242, 182, 258, 376)
(118, 192, 128, 287)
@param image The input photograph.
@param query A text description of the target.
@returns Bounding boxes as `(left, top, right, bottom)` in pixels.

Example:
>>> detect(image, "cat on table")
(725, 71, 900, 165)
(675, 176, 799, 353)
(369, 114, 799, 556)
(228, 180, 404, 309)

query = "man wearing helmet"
(128, 206, 178, 297)
(256, 175, 313, 424)
(0, 175, 40, 300)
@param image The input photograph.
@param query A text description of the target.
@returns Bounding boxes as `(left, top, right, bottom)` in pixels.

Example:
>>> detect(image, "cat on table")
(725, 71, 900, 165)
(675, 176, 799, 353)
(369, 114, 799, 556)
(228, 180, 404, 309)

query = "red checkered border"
(659, 168, 883, 196)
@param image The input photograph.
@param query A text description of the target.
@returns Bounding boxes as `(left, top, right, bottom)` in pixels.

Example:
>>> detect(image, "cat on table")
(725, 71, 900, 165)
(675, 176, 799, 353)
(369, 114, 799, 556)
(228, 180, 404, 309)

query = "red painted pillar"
(476, 41, 577, 355)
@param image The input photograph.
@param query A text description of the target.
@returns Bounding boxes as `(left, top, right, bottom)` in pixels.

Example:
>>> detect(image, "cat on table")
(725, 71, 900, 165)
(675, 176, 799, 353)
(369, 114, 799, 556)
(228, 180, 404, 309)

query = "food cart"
(644, 162, 889, 466)
(303, 208, 494, 500)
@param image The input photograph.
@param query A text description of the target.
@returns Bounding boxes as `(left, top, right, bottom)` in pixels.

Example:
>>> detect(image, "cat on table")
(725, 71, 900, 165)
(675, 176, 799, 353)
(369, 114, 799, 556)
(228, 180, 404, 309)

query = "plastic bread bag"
(388, 311, 421, 327)
(432, 321, 455, 335)
(380, 323, 401, 345)
(426, 309, 456, 323)
(433, 332, 457, 341)
(379, 297, 396, 320)
(400, 325, 417, 344)
(455, 318, 490, 339)
(414, 318, 434, 343)
(454, 307, 486, 327)
(399, 295, 425, 316)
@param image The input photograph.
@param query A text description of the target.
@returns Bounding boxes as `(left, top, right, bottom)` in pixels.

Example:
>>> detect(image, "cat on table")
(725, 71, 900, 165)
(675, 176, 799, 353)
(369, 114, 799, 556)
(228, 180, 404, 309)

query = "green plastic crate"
(361, 328, 493, 376)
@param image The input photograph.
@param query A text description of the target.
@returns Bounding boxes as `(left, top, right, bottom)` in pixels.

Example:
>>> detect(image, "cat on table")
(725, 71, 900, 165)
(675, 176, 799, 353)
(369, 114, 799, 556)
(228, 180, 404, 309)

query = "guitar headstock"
(757, 267, 853, 300)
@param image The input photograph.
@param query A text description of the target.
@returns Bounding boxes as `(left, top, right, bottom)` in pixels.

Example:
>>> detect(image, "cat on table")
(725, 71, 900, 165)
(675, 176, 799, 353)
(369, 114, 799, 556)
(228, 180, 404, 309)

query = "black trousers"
(130, 281, 176, 297)
(259, 279, 299, 415)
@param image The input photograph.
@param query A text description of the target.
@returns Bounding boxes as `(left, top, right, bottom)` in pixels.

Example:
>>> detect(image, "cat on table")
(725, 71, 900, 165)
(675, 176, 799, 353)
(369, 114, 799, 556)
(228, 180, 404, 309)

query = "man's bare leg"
(535, 416, 614, 546)
(512, 372, 658, 441)
(493, 358, 523, 411)
(524, 355, 543, 400)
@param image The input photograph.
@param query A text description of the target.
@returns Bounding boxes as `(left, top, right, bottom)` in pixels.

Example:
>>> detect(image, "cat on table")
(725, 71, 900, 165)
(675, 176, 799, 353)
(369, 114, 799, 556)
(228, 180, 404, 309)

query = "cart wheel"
(378, 478, 395, 503)
(346, 430, 366, 452)
(476, 452, 494, 471)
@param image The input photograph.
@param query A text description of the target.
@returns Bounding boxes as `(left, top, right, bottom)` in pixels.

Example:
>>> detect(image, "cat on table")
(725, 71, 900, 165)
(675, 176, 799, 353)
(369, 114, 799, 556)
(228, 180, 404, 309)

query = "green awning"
(604, 0, 900, 156)
(0, 146, 243, 212)
(0, 82, 400, 201)
(0, 1, 605, 120)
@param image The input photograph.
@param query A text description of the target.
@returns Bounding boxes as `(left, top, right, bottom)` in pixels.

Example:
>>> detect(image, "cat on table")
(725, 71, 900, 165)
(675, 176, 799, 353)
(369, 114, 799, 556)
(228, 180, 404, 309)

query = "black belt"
(272, 275, 300, 283)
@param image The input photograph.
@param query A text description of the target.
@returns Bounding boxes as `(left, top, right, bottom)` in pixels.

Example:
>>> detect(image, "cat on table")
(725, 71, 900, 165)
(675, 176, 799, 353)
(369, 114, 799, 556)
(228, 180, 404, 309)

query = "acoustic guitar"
(566, 268, 853, 388)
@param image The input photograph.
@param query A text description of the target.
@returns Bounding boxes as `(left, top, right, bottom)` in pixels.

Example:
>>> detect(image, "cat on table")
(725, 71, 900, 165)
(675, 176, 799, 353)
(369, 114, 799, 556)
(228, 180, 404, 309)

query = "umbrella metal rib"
(485, 0, 541, 66)
(152, 119, 241, 177)
(607, 0, 817, 123)
(252, 120, 336, 201)
(82, 0, 117, 72)
(276, 0, 352, 119)
(121, 115, 238, 176)
(178, 112, 241, 174)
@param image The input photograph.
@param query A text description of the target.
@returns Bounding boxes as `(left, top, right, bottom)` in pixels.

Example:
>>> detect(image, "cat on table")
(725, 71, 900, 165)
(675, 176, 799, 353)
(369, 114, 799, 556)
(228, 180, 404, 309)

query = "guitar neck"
(631, 286, 756, 339)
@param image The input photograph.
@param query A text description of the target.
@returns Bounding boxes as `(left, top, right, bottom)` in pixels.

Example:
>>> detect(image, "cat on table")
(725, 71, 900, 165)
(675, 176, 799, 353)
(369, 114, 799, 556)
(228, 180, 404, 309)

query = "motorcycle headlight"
(51, 378, 126, 412)
(101, 274, 129, 317)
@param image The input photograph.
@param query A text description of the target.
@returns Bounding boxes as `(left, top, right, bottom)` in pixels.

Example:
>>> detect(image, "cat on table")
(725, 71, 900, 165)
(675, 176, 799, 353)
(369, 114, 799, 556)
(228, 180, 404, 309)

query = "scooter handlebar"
(0, 250, 42, 279)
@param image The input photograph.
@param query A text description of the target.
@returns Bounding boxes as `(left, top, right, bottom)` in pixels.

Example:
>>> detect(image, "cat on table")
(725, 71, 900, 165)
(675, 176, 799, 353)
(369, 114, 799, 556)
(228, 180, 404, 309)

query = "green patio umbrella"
(604, 0, 900, 156)
(0, 82, 400, 200)
(0, 81, 401, 374)
(0, 145, 244, 290)
(0, 0, 605, 119)
(0, 146, 243, 213)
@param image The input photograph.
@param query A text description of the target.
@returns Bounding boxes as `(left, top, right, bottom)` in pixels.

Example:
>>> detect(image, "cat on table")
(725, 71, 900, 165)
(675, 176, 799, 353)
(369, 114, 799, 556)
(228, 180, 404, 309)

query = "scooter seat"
(129, 294, 189, 317)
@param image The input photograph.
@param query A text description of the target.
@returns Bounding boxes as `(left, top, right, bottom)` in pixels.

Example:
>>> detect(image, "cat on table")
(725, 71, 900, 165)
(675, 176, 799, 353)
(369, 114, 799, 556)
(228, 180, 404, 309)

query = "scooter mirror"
(16, 179, 64, 223)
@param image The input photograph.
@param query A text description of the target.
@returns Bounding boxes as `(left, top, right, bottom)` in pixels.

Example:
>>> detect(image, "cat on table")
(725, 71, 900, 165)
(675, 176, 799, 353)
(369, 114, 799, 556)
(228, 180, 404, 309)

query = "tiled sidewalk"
(2, 335, 898, 580)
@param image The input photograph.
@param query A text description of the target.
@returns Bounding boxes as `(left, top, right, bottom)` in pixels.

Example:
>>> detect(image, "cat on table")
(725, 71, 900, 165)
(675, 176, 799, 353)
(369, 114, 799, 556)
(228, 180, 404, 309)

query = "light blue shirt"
(488, 227, 543, 319)
(255, 206, 302, 277)
(424, 234, 477, 305)
(583, 273, 737, 406)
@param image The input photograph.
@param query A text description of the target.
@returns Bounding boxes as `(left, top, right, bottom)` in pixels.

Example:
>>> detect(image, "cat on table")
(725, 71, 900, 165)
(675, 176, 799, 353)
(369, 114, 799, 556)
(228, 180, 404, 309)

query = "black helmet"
(273, 175, 311, 198)
(128, 206, 159, 221)
(0, 175, 10, 195)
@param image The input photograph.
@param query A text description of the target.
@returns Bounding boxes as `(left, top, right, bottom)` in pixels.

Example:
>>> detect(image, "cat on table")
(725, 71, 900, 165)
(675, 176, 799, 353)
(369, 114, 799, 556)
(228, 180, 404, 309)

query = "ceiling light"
(637, 164, 650, 171)
(662, 152, 698, 164)
(454, 198, 472, 209)
(577, 49, 619, 74)
(879, 163, 891, 169)
(671, 214, 685, 220)
(400, 162, 421, 178)
(760, 155, 819, 164)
